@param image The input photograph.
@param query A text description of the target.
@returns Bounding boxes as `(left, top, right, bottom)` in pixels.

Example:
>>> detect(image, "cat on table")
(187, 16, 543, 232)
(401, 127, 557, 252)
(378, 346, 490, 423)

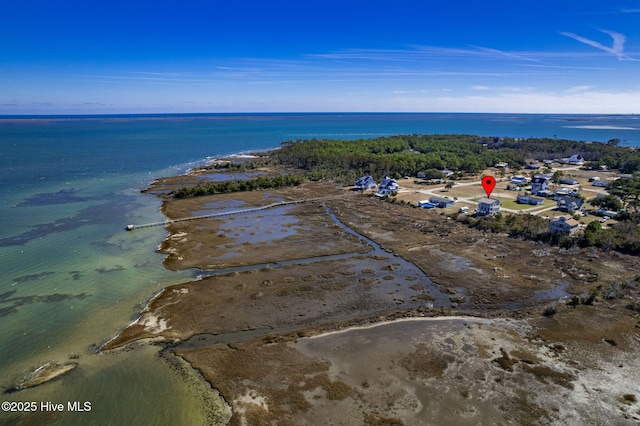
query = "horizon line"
(0, 111, 638, 118)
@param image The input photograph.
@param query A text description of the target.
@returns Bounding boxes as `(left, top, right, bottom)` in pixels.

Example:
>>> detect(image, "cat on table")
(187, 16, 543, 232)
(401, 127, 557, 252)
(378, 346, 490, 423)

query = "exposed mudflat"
(105, 169, 640, 425)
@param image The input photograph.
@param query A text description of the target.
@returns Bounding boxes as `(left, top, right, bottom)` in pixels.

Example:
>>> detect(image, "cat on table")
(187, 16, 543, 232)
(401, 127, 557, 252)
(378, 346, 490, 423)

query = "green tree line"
(171, 175, 304, 198)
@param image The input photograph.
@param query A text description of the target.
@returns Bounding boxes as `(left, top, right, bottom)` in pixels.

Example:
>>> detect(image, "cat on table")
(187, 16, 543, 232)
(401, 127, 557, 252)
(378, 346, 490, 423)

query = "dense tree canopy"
(273, 134, 640, 180)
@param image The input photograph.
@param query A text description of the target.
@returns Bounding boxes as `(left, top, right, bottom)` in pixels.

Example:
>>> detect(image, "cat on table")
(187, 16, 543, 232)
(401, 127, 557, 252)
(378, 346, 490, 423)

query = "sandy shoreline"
(104, 162, 640, 424)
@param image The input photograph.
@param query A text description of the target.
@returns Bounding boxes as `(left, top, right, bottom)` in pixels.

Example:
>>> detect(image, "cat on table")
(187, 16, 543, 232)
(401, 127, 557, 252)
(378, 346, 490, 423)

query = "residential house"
(596, 209, 618, 218)
(593, 180, 610, 188)
(516, 194, 544, 205)
(442, 168, 454, 178)
(567, 154, 585, 165)
(553, 188, 571, 196)
(559, 177, 580, 185)
(549, 215, 581, 235)
(511, 176, 528, 185)
(556, 196, 584, 212)
(477, 198, 500, 217)
(531, 176, 550, 195)
(377, 176, 399, 196)
(429, 197, 455, 208)
(495, 162, 509, 169)
(525, 162, 541, 170)
(355, 175, 376, 191)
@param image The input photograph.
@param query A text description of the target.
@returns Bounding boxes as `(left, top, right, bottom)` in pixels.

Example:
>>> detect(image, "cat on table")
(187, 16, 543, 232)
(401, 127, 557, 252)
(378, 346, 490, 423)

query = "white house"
(567, 154, 585, 165)
(377, 176, 399, 196)
(477, 198, 500, 217)
(442, 168, 455, 177)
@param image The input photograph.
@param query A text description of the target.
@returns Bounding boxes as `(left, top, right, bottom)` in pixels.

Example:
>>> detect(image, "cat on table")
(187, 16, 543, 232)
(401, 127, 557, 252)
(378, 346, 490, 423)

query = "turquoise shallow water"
(1, 113, 639, 425)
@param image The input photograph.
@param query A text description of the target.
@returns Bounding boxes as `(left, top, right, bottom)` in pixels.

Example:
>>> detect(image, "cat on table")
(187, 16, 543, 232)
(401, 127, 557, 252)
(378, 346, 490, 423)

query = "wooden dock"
(125, 195, 342, 231)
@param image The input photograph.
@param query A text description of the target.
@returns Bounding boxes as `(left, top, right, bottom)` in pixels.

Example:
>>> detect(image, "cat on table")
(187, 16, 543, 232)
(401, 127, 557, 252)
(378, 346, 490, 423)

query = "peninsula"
(106, 135, 640, 425)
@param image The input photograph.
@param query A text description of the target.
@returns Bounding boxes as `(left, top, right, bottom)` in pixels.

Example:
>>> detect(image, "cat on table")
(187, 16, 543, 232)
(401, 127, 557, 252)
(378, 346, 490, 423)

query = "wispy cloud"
(560, 29, 629, 60)
(564, 85, 594, 93)
(470, 46, 546, 64)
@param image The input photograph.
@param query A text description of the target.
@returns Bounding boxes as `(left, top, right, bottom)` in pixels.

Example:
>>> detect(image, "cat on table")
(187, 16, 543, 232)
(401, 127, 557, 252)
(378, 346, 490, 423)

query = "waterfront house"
(355, 175, 376, 191)
(531, 176, 550, 195)
(556, 196, 584, 212)
(549, 215, 581, 235)
(429, 197, 455, 208)
(477, 198, 500, 217)
(516, 194, 544, 205)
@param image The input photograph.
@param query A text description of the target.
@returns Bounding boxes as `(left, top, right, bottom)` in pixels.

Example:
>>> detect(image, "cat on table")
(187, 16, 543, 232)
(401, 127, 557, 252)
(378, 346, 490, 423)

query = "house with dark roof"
(556, 196, 584, 212)
(355, 175, 376, 191)
(531, 176, 550, 195)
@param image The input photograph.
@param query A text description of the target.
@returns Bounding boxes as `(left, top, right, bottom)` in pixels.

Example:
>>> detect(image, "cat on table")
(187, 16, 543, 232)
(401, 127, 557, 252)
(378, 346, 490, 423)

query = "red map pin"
(481, 176, 496, 198)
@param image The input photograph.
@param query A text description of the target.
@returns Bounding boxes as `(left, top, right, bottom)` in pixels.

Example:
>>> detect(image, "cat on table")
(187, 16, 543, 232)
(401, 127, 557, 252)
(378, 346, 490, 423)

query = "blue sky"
(1, 1, 639, 114)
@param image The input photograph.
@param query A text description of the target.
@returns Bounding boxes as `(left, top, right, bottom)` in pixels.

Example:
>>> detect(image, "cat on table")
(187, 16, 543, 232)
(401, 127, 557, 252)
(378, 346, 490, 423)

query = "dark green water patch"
(17, 188, 101, 206)
(0, 195, 140, 247)
(0, 293, 89, 316)
(68, 271, 83, 280)
(0, 290, 17, 300)
(12, 271, 55, 284)
(95, 265, 125, 273)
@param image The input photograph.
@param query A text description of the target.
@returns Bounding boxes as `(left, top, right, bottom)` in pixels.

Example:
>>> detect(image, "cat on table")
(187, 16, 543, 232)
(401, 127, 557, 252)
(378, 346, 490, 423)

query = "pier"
(125, 195, 344, 231)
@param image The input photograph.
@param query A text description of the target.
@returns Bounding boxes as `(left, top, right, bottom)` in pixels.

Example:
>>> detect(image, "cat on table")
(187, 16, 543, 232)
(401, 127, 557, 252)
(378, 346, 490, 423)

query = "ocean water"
(1, 113, 639, 425)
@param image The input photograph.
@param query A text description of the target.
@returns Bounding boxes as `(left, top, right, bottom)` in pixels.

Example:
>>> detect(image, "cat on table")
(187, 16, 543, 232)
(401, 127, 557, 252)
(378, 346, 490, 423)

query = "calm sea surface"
(1, 113, 639, 424)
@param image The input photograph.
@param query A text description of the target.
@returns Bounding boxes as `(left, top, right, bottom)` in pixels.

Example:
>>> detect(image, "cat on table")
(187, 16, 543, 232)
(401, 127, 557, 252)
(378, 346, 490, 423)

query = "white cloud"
(472, 85, 490, 90)
(560, 30, 629, 60)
